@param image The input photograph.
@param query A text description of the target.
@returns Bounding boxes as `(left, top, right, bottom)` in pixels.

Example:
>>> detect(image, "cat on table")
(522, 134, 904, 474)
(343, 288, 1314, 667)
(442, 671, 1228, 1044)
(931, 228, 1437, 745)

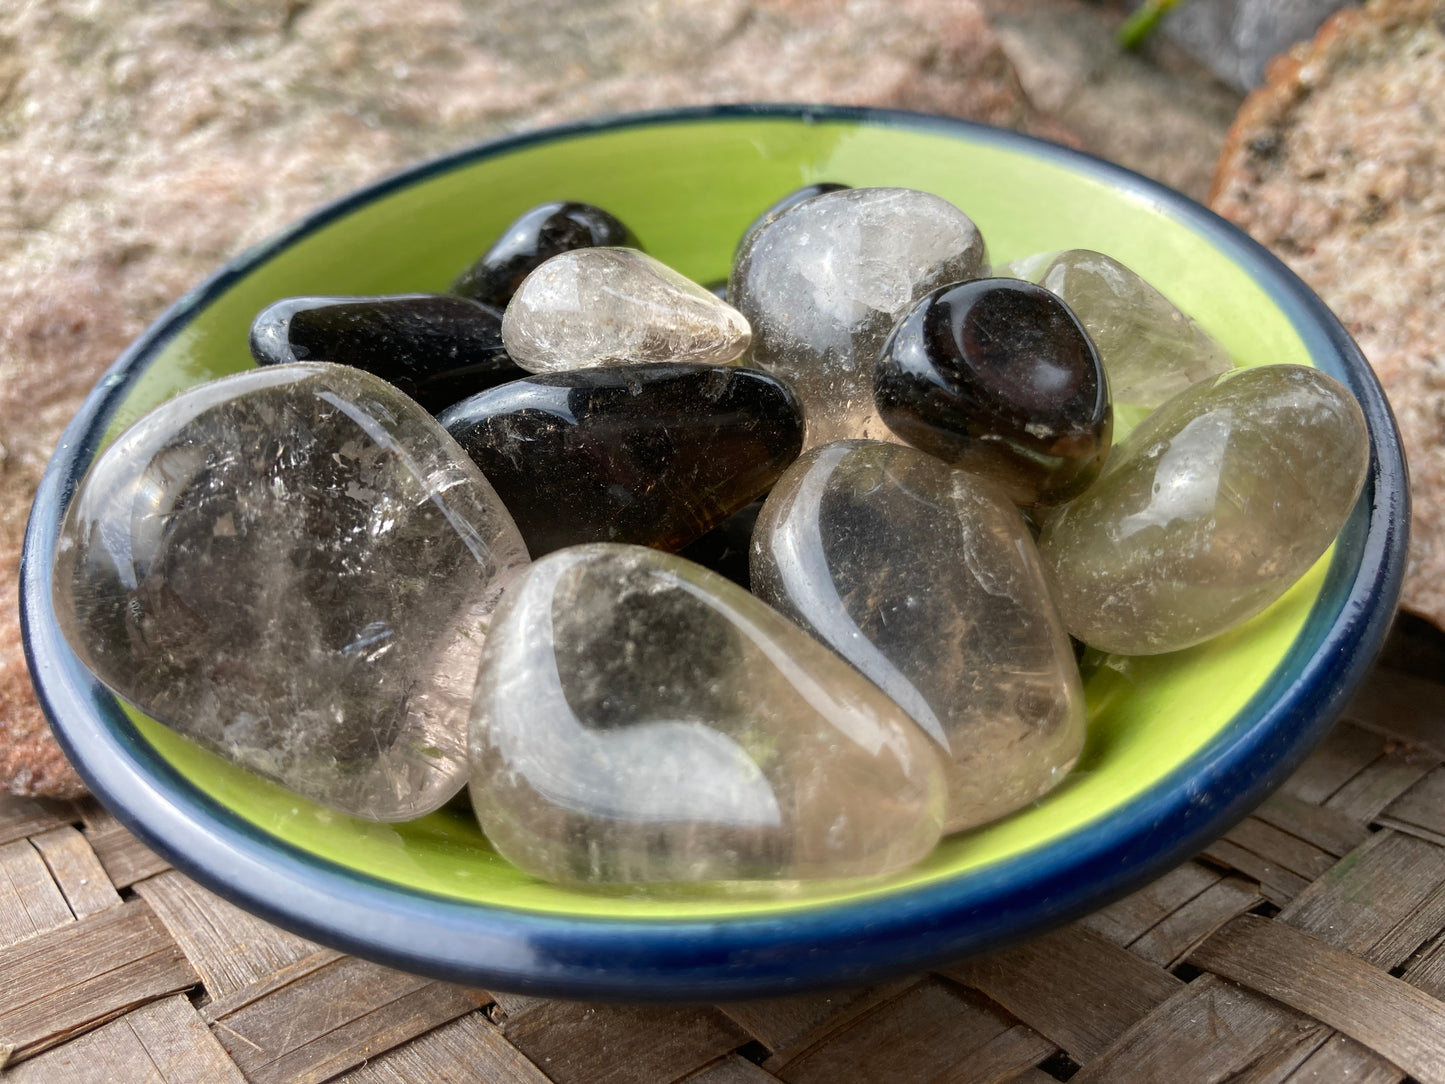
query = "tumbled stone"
(737, 182, 850, 254)
(438, 364, 802, 555)
(502, 248, 751, 372)
(874, 278, 1112, 508)
(250, 294, 525, 414)
(752, 441, 1086, 833)
(678, 500, 763, 591)
(52, 363, 530, 820)
(1039, 364, 1369, 655)
(452, 201, 639, 309)
(1003, 249, 1233, 421)
(729, 187, 988, 447)
(469, 543, 946, 885)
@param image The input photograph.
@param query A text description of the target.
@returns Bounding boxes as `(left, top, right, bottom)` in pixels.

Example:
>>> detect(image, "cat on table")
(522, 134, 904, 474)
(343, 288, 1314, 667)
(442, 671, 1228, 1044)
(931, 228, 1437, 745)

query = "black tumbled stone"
(438, 365, 804, 556)
(451, 201, 640, 309)
(249, 294, 524, 414)
(874, 278, 1112, 508)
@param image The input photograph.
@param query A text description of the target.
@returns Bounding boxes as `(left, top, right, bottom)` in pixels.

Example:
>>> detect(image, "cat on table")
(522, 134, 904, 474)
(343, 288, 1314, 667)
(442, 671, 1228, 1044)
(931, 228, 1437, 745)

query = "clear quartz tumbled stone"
(52, 362, 530, 820)
(1039, 364, 1369, 655)
(501, 248, 751, 373)
(1003, 249, 1233, 425)
(730, 187, 988, 448)
(468, 543, 946, 886)
(752, 441, 1086, 833)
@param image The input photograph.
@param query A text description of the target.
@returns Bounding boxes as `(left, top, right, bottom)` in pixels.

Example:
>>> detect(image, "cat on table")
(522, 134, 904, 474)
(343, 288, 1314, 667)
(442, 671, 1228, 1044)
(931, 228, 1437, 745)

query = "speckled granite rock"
(1210, 0, 1445, 630)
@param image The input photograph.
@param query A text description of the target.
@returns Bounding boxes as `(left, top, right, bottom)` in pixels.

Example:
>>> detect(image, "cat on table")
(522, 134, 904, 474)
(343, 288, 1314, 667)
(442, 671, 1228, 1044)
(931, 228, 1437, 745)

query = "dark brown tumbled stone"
(874, 277, 1112, 508)
(451, 201, 640, 309)
(250, 294, 524, 414)
(438, 364, 804, 555)
(678, 500, 763, 590)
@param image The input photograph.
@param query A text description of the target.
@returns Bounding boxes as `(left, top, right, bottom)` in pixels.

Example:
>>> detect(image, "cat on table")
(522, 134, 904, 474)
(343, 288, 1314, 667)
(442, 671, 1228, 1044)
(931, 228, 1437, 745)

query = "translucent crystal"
(1039, 364, 1369, 655)
(1003, 249, 1233, 419)
(501, 248, 751, 373)
(752, 441, 1086, 832)
(468, 544, 946, 885)
(438, 363, 802, 556)
(730, 187, 988, 448)
(736, 182, 850, 256)
(52, 363, 530, 820)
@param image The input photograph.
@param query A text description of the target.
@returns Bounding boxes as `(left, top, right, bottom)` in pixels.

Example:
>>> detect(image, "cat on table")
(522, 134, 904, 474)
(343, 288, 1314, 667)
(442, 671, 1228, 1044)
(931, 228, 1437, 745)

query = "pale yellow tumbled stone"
(468, 543, 946, 886)
(752, 440, 1086, 833)
(1003, 249, 1233, 432)
(501, 248, 751, 372)
(1039, 364, 1369, 655)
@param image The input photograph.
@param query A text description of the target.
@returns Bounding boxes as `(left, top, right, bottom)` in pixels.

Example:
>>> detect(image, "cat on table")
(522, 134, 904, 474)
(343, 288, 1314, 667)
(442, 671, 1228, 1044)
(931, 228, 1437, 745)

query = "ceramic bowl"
(20, 105, 1408, 1000)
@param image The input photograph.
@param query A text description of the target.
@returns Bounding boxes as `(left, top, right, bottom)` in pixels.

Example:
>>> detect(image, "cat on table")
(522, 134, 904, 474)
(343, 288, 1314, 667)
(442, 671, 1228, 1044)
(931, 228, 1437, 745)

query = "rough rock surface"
(1210, 0, 1445, 630)
(979, 0, 1244, 201)
(0, 0, 1073, 798)
(1156, 0, 1353, 92)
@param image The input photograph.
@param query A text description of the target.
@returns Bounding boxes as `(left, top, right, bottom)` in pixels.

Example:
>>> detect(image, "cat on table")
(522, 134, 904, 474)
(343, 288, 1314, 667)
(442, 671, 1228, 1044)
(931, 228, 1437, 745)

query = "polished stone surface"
(468, 543, 946, 885)
(730, 187, 988, 448)
(752, 441, 1086, 832)
(678, 499, 763, 591)
(438, 364, 802, 555)
(1040, 364, 1369, 654)
(250, 294, 524, 414)
(1004, 249, 1233, 421)
(502, 248, 751, 372)
(52, 363, 530, 820)
(737, 182, 850, 255)
(452, 201, 639, 310)
(875, 277, 1112, 508)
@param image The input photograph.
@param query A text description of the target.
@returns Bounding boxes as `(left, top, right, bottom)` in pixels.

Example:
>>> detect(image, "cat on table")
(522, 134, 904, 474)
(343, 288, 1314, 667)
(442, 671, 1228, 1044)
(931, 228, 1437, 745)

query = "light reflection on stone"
(468, 543, 945, 885)
(52, 362, 529, 820)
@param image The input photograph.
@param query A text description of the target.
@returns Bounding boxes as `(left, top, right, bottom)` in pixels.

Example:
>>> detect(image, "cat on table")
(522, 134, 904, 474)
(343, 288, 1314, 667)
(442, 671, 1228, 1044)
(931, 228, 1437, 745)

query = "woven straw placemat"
(3, 616, 1443, 1084)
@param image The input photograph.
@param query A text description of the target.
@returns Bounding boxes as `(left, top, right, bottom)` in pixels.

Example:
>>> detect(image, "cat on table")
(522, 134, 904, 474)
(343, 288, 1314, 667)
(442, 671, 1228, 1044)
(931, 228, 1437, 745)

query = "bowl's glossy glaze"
(20, 105, 1408, 999)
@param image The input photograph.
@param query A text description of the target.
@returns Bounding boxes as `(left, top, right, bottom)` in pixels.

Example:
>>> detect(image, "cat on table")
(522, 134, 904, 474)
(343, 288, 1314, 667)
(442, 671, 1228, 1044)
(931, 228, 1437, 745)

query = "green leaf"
(1117, 0, 1184, 51)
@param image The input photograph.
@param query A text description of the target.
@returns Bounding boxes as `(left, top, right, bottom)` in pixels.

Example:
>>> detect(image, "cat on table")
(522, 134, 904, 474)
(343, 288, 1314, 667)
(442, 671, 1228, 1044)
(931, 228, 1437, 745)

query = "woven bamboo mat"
(4, 616, 1444, 1084)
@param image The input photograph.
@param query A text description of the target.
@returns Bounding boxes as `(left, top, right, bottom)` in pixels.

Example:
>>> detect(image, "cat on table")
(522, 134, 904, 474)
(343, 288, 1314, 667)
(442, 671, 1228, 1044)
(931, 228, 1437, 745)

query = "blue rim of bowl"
(21, 103, 1408, 1000)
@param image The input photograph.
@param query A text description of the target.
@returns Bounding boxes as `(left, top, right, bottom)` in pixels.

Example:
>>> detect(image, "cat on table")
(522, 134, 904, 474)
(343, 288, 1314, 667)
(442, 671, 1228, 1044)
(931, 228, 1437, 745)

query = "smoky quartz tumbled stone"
(730, 187, 988, 448)
(451, 200, 640, 309)
(1039, 364, 1369, 655)
(502, 248, 752, 373)
(737, 182, 851, 254)
(752, 441, 1086, 832)
(468, 543, 946, 885)
(250, 294, 524, 414)
(875, 278, 1112, 508)
(52, 363, 530, 820)
(438, 364, 803, 555)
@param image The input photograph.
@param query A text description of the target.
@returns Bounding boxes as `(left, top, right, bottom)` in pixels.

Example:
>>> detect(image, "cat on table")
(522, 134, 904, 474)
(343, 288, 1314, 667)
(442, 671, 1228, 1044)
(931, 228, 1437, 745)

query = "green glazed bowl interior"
(22, 106, 1405, 995)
